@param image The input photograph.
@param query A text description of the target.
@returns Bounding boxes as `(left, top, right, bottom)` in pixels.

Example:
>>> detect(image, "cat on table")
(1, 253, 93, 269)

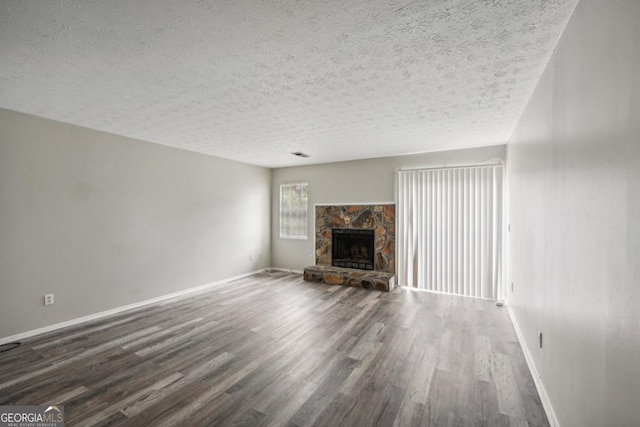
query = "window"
(280, 182, 308, 239)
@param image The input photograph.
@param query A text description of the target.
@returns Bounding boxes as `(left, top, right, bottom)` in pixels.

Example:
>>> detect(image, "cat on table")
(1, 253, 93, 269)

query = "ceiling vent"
(291, 152, 310, 158)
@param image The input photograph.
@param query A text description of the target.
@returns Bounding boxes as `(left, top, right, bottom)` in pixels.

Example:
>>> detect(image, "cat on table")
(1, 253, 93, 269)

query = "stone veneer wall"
(315, 204, 395, 274)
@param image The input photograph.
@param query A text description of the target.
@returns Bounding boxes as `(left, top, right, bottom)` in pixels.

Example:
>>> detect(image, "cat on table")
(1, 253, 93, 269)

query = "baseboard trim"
(268, 267, 304, 274)
(507, 304, 560, 427)
(0, 269, 267, 346)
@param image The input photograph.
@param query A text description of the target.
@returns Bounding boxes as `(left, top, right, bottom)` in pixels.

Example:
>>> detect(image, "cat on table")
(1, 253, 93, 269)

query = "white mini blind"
(397, 165, 503, 299)
(279, 182, 309, 239)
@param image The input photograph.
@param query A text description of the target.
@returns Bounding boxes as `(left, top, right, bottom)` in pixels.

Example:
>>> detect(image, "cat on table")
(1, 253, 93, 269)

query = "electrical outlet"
(538, 330, 543, 348)
(44, 294, 54, 306)
(511, 282, 514, 292)
(249, 253, 254, 261)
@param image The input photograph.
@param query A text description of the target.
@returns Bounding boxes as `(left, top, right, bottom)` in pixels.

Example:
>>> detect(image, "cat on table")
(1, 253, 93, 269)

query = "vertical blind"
(397, 165, 503, 299)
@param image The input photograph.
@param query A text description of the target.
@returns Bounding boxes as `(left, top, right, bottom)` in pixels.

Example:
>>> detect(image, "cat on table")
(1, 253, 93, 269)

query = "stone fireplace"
(303, 204, 396, 291)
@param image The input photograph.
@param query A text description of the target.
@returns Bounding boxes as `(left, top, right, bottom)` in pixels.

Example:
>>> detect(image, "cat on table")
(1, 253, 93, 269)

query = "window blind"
(280, 182, 309, 239)
(397, 165, 503, 299)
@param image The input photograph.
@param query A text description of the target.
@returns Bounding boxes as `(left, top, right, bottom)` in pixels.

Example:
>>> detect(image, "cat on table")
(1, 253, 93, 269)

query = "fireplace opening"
(331, 228, 375, 270)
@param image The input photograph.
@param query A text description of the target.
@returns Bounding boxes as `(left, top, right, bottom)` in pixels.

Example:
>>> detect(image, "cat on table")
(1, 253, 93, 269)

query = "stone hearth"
(304, 265, 395, 292)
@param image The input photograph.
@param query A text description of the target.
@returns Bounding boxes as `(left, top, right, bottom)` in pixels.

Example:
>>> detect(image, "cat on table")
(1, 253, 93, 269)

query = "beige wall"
(0, 109, 272, 339)
(271, 145, 506, 271)
(506, 0, 640, 425)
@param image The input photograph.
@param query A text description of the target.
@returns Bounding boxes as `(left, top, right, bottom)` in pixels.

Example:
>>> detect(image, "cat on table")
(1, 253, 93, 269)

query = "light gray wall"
(272, 145, 506, 271)
(506, 0, 640, 425)
(0, 109, 271, 339)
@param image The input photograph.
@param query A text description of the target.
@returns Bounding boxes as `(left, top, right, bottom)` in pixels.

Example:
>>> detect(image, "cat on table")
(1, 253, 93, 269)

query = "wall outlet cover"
(44, 294, 54, 306)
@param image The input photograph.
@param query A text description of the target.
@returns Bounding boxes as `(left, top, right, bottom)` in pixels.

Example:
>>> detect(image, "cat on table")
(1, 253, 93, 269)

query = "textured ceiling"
(0, 0, 578, 168)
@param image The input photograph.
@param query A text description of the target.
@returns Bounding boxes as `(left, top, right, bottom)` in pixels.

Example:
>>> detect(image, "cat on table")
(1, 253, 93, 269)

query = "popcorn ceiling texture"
(0, 0, 577, 167)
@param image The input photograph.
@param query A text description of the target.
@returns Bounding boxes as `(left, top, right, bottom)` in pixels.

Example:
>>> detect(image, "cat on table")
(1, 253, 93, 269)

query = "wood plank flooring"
(0, 271, 549, 426)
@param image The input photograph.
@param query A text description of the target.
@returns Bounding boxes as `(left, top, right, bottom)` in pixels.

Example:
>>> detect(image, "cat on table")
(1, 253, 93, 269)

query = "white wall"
(0, 109, 272, 339)
(272, 145, 506, 271)
(506, 0, 640, 425)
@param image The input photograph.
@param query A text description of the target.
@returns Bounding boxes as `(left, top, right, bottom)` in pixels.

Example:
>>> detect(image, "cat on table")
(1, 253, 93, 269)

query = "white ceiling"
(0, 0, 577, 168)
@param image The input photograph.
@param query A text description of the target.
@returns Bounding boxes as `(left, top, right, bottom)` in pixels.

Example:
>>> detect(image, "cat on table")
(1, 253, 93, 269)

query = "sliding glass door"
(397, 165, 504, 299)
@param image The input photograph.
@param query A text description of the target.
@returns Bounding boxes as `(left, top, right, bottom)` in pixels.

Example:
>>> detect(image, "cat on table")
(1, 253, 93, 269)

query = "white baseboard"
(507, 304, 560, 427)
(0, 269, 268, 346)
(268, 267, 304, 274)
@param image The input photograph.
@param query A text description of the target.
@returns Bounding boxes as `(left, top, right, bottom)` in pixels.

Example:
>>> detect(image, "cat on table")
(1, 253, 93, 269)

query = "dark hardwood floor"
(0, 271, 548, 426)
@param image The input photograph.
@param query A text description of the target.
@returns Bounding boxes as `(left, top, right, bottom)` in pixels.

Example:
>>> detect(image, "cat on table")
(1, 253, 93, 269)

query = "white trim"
(0, 269, 267, 346)
(268, 267, 304, 274)
(402, 286, 495, 301)
(507, 305, 560, 427)
(397, 158, 505, 173)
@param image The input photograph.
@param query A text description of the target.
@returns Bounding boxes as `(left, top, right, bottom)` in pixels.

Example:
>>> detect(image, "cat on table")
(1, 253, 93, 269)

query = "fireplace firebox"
(331, 228, 375, 270)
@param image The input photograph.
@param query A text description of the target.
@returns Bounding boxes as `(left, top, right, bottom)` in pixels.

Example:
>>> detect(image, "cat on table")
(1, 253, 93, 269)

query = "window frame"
(279, 182, 309, 240)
